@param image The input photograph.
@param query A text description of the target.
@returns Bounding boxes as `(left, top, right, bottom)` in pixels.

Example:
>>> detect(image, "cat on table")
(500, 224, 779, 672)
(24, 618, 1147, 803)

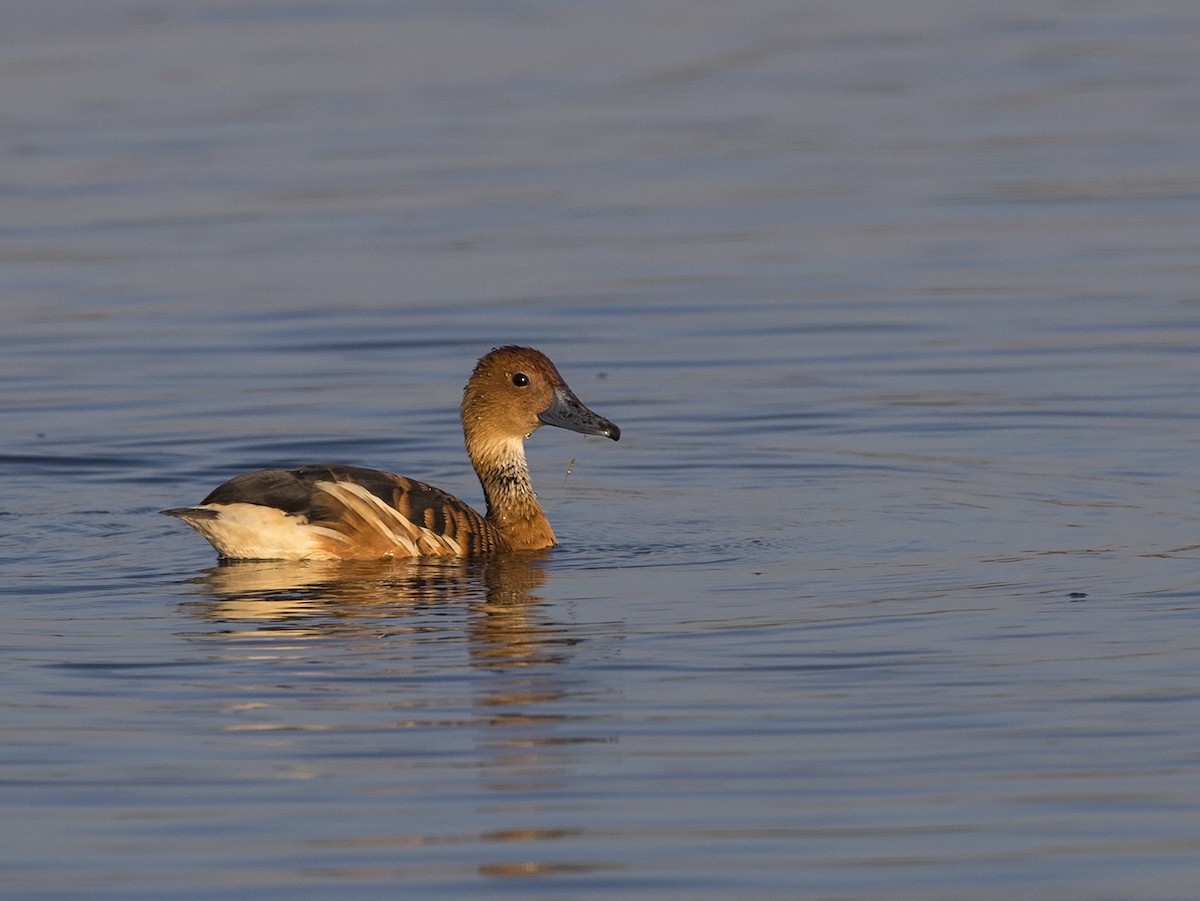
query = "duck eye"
(511, 372, 530, 387)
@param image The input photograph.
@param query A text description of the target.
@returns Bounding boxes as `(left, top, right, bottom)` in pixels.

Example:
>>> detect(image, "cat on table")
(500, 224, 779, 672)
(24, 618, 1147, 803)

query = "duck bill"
(538, 385, 621, 441)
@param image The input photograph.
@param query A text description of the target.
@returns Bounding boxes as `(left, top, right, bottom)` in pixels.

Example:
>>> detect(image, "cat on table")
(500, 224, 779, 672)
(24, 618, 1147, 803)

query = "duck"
(163, 346, 620, 561)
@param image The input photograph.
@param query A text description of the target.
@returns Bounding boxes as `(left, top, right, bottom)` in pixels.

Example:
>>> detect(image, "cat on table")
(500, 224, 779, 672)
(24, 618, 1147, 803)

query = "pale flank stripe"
(316, 480, 423, 557)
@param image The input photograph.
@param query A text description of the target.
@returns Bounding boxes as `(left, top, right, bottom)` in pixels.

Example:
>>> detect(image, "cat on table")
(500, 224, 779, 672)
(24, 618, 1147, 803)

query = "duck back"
(166, 464, 506, 560)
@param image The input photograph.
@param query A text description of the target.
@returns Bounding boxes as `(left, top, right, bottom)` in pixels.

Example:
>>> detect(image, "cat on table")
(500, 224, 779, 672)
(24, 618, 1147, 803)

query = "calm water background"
(3, 1, 1200, 898)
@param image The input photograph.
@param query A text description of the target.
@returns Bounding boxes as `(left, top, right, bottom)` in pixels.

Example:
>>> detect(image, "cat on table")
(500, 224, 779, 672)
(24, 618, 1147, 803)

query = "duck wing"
(167, 464, 506, 560)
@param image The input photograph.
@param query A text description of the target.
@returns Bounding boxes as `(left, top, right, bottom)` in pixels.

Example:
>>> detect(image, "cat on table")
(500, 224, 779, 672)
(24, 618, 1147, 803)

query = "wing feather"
(182, 464, 506, 560)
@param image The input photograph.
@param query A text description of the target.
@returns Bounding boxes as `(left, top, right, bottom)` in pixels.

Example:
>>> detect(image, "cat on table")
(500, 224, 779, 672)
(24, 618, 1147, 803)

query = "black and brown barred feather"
(201, 465, 509, 559)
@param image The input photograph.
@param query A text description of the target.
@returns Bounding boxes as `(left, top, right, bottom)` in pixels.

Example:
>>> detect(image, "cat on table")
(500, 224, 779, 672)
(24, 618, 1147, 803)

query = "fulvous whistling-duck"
(163, 346, 620, 560)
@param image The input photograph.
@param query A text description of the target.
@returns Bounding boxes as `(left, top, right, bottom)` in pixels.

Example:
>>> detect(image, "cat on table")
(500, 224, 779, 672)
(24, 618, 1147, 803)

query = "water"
(3, 1, 1200, 898)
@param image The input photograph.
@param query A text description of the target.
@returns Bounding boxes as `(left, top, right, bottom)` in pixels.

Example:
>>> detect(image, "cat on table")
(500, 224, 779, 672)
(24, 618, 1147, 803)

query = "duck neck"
(467, 434, 557, 550)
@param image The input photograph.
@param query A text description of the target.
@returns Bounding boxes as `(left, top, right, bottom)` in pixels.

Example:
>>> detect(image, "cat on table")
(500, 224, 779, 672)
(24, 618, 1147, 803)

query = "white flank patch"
(176, 503, 337, 561)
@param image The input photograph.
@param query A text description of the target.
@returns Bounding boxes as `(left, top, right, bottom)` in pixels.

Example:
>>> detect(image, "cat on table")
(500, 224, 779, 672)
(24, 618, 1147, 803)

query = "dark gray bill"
(538, 385, 620, 441)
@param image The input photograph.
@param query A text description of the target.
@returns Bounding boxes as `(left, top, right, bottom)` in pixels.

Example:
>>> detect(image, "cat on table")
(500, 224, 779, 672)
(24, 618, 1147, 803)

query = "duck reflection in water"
(180, 551, 565, 669)
(180, 553, 612, 876)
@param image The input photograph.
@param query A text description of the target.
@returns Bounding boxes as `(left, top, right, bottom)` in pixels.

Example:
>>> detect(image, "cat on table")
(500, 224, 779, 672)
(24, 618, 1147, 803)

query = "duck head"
(461, 346, 620, 447)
